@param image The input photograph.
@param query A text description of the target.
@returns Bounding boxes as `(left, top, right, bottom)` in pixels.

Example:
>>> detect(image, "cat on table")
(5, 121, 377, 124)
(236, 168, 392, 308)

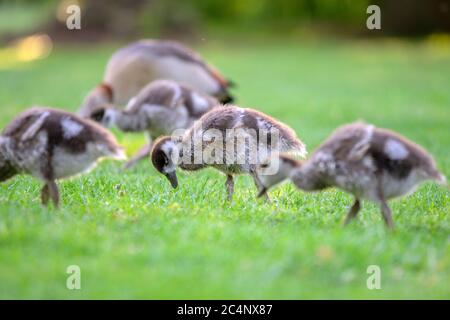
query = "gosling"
(151, 105, 307, 201)
(89, 79, 220, 169)
(0, 107, 126, 207)
(256, 122, 446, 229)
(79, 39, 234, 117)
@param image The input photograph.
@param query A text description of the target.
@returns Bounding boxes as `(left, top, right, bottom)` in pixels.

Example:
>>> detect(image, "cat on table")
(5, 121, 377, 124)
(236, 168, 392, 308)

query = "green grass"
(0, 39, 449, 299)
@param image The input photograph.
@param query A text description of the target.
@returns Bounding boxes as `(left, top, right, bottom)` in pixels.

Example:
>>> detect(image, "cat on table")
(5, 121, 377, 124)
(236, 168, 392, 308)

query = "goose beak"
(257, 187, 267, 198)
(165, 171, 178, 189)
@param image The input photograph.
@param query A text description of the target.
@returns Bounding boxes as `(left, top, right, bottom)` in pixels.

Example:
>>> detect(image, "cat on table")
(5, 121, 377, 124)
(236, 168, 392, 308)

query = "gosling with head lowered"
(151, 105, 306, 201)
(0, 107, 126, 207)
(89, 79, 220, 168)
(256, 122, 446, 229)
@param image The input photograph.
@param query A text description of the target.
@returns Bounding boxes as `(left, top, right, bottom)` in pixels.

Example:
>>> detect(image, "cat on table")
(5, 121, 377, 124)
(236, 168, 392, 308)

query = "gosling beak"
(165, 171, 178, 189)
(257, 187, 267, 198)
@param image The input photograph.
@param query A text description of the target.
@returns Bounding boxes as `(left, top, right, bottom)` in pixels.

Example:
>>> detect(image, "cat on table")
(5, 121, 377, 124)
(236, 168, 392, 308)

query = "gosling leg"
(344, 198, 361, 226)
(47, 180, 60, 208)
(225, 175, 234, 202)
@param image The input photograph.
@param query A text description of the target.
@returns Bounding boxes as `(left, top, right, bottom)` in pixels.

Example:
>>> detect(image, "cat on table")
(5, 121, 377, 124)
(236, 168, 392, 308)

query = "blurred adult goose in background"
(0, 108, 126, 207)
(89, 79, 220, 169)
(79, 39, 235, 117)
(151, 105, 307, 201)
(257, 122, 447, 229)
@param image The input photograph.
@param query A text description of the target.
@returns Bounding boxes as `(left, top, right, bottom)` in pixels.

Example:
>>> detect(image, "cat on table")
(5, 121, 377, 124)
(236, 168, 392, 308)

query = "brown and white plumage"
(0, 107, 126, 207)
(79, 40, 234, 117)
(151, 105, 306, 201)
(89, 79, 220, 168)
(257, 122, 446, 229)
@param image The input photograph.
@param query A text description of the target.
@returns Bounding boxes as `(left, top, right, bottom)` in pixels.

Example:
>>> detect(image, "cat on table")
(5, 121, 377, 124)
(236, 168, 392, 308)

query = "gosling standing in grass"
(0, 108, 126, 207)
(256, 122, 446, 229)
(89, 79, 220, 169)
(79, 39, 234, 117)
(151, 105, 307, 201)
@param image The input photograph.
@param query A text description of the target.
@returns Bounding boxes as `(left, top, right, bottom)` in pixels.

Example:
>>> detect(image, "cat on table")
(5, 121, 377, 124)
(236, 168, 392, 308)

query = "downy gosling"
(89, 79, 220, 168)
(256, 122, 446, 229)
(0, 107, 126, 207)
(151, 105, 307, 201)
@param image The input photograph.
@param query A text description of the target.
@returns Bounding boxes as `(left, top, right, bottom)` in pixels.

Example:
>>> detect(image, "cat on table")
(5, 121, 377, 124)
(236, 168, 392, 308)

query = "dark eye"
(91, 109, 105, 122)
(260, 163, 269, 169)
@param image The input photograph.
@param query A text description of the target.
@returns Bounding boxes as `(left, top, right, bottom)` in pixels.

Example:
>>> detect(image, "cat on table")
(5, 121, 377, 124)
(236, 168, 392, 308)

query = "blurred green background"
(1, 0, 450, 42)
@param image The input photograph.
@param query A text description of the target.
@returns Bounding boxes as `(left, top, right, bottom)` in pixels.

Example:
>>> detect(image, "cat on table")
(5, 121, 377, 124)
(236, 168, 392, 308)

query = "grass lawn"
(0, 39, 449, 299)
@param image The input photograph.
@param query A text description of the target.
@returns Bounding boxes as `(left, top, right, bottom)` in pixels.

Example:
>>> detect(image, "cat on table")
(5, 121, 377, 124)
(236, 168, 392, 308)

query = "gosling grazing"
(151, 105, 307, 201)
(0, 107, 126, 207)
(79, 39, 234, 117)
(89, 79, 220, 169)
(257, 122, 446, 229)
